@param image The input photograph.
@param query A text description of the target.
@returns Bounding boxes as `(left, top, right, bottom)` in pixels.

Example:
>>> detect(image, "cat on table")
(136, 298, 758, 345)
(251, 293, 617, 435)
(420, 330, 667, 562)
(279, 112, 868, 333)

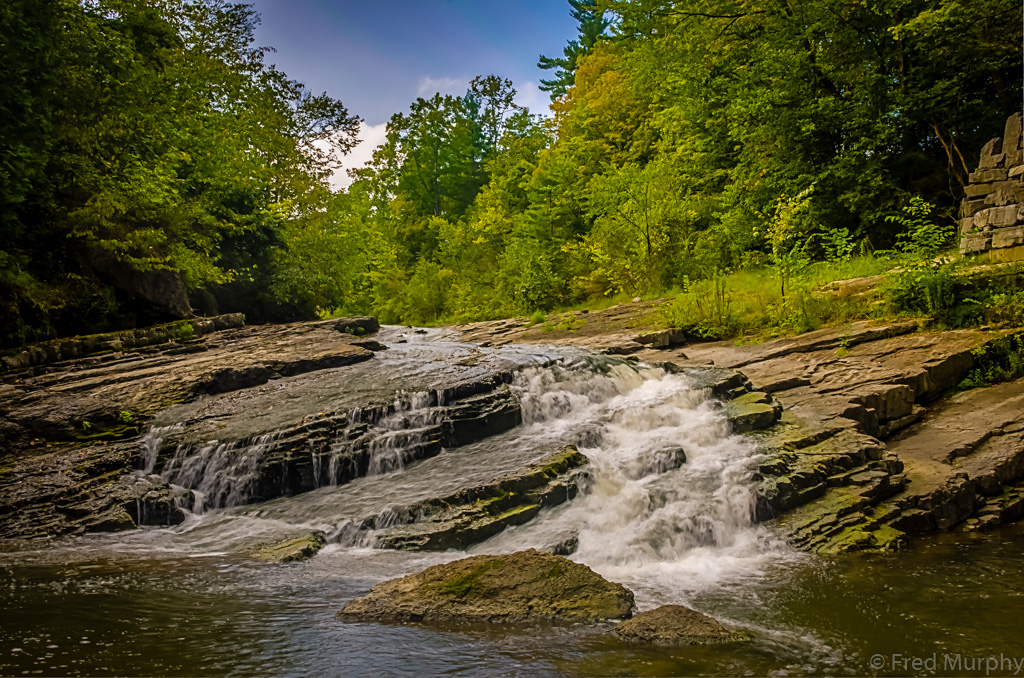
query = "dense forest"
(1, 0, 1021, 346)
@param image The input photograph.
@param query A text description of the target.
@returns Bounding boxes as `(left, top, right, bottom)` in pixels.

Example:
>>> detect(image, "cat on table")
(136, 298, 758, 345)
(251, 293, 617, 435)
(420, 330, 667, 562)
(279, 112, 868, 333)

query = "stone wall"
(959, 112, 1024, 255)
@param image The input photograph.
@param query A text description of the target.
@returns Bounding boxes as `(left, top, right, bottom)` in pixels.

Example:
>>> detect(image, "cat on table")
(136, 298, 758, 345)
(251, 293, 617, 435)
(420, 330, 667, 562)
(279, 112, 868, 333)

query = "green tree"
(539, 0, 610, 100)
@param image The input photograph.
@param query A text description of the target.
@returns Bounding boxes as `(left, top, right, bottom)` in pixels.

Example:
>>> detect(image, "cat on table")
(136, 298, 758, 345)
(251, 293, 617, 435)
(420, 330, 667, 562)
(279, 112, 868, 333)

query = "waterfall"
(159, 434, 281, 513)
(475, 359, 791, 601)
(138, 424, 182, 474)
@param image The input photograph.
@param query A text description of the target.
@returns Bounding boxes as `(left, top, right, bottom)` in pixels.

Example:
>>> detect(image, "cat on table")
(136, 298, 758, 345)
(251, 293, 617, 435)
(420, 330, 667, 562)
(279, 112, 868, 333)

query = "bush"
(959, 333, 1024, 390)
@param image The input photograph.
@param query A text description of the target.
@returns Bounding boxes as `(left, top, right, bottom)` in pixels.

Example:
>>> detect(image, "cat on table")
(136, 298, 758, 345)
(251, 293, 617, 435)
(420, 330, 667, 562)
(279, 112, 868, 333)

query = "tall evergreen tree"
(537, 0, 610, 100)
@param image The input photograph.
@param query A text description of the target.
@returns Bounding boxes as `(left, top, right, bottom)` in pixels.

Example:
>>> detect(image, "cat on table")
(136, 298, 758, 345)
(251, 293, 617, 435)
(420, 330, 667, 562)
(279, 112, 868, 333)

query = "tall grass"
(655, 255, 894, 341)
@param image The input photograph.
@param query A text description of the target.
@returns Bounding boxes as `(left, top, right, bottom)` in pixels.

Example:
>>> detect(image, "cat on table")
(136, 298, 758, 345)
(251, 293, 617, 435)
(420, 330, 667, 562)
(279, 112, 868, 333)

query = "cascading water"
(8, 330, 1024, 677)
(475, 361, 793, 604)
(160, 433, 281, 513)
(136, 354, 791, 606)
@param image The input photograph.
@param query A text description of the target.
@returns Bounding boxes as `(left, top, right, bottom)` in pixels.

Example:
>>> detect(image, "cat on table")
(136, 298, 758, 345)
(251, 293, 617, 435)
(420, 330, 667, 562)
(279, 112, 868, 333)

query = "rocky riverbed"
(2, 311, 1024, 675)
(3, 310, 1024, 551)
(457, 307, 1024, 552)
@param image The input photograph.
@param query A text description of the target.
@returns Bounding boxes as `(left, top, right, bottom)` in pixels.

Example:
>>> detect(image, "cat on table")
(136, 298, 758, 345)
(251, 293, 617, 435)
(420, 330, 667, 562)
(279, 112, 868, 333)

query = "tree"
(538, 0, 610, 100)
(0, 0, 360, 343)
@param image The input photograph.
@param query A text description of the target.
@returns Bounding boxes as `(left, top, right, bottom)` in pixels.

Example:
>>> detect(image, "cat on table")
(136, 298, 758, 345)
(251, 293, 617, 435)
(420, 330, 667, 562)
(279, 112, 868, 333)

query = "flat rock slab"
(453, 301, 663, 350)
(374, 446, 589, 551)
(1, 319, 376, 445)
(337, 549, 635, 624)
(0, 318, 380, 540)
(616, 605, 752, 645)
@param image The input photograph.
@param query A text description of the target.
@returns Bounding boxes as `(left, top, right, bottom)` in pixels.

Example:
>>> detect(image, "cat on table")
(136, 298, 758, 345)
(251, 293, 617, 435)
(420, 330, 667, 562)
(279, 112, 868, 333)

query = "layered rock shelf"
(632, 321, 1024, 553)
(370, 446, 590, 551)
(0, 318, 533, 539)
(4, 306, 1024, 560)
(457, 315, 1024, 554)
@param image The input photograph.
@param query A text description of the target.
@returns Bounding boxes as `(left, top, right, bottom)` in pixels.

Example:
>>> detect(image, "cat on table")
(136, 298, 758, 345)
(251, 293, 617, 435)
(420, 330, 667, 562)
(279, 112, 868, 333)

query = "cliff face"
(960, 112, 1024, 257)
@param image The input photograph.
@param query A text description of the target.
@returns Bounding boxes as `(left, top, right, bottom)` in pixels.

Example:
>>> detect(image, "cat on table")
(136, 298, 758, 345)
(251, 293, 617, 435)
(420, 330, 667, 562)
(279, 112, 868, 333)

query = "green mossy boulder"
(248, 531, 327, 563)
(337, 549, 634, 624)
(615, 605, 752, 645)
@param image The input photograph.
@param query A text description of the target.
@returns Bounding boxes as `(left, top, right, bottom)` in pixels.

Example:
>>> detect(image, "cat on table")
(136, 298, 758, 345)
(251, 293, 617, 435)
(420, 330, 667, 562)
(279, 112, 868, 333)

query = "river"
(2, 329, 1023, 676)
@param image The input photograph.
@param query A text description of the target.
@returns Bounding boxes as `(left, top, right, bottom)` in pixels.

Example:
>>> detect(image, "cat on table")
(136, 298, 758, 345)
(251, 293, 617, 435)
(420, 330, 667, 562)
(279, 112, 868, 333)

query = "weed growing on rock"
(959, 333, 1024, 390)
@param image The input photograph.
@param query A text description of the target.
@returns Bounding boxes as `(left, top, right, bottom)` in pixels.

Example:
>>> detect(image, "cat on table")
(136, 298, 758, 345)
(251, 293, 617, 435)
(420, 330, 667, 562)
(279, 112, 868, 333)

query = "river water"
(3, 329, 1024, 676)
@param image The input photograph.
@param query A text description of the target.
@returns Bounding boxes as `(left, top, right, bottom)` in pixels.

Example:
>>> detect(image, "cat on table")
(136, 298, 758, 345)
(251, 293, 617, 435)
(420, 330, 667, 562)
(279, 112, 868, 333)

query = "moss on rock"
(615, 605, 752, 645)
(337, 549, 634, 624)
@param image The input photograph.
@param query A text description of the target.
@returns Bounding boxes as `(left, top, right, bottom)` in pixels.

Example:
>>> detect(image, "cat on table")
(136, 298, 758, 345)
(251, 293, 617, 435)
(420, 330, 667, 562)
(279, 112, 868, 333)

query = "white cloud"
(324, 79, 551, 192)
(329, 121, 389, 191)
(514, 80, 552, 118)
(416, 75, 466, 98)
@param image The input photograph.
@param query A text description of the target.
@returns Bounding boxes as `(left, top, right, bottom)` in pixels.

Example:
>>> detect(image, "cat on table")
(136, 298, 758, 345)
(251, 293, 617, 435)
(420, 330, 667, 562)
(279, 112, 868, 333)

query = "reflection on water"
(4, 527, 1024, 676)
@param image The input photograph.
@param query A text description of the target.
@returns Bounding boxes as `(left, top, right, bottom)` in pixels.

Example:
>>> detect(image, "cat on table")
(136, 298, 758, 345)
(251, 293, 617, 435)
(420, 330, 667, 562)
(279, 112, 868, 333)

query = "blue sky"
(251, 0, 577, 124)
(249, 0, 578, 182)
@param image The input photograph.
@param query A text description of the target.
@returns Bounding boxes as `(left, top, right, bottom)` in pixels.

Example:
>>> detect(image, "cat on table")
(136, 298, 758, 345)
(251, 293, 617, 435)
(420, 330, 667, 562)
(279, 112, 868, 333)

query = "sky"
(249, 0, 579, 186)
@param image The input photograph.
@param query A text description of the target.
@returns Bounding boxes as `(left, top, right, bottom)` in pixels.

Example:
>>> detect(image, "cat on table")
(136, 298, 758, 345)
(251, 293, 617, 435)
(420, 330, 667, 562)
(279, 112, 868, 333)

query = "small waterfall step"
(368, 445, 589, 551)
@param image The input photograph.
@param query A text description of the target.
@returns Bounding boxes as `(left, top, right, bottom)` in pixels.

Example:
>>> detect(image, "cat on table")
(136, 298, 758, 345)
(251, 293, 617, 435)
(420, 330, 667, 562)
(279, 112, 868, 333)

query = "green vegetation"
(959, 333, 1024, 391)
(1, 0, 1022, 346)
(1, 0, 358, 346)
(317, 0, 1022, 329)
(174, 322, 195, 343)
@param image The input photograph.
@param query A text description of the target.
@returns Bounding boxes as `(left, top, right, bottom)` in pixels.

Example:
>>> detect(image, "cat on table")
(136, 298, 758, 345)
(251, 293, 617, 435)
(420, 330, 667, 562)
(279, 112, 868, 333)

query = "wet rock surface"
(0, 319, 554, 539)
(6, 304, 1024, 557)
(661, 322, 1024, 552)
(247, 531, 327, 563)
(459, 315, 1024, 553)
(615, 605, 752, 645)
(0, 320, 592, 540)
(372, 446, 590, 551)
(0, 441, 194, 539)
(337, 549, 635, 624)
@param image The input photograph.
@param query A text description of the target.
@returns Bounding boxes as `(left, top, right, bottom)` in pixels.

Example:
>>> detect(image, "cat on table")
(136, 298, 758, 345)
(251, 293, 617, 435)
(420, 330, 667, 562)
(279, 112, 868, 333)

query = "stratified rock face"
(248, 531, 327, 563)
(373, 446, 589, 551)
(615, 605, 752, 645)
(337, 549, 635, 624)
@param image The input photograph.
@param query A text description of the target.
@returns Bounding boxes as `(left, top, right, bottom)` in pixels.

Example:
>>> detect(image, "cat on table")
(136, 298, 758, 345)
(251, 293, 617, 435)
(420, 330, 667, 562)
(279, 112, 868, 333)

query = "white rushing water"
(472, 360, 794, 606)
(73, 347, 795, 609)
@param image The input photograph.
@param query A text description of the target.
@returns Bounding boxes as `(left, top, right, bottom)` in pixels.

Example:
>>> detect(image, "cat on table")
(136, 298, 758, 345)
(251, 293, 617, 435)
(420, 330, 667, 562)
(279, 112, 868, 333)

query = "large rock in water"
(615, 605, 752, 645)
(337, 549, 635, 624)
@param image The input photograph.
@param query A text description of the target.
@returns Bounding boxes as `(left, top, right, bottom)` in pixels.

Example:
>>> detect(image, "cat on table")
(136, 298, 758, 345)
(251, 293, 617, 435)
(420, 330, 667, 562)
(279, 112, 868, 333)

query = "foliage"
(174, 322, 195, 343)
(887, 197, 953, 258)
(984, 290, 1024, 328)
(4, 0, 1023, 344)
(657, 255, 891, 341)
(958, 333, 1024, 391)
(538, 1, 609, 99)
(882, 198, 972, 325)
(0, 0, 358, 345)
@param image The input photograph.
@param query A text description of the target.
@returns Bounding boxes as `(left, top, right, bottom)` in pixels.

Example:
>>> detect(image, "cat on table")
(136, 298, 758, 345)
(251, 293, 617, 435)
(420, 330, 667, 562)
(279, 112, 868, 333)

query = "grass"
(654, 255, 896, 342)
